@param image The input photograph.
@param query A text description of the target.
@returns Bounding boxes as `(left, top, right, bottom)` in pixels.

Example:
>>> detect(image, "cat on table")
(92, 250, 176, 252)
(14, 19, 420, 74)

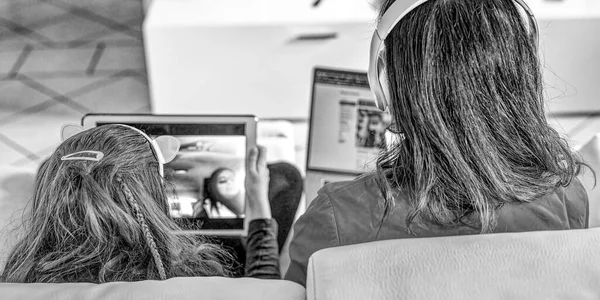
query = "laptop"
(305, 67, 392, 205)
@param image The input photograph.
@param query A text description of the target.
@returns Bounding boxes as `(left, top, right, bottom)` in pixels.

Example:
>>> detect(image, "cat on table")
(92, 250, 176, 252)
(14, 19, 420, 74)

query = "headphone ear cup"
(61, 124, 85, 141)
(154, 136, 181, 163)
(512, 0, 538, 46)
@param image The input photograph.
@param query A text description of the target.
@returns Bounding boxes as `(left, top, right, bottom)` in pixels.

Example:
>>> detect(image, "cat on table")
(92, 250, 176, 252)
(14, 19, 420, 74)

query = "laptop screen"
(306, 67, 392, 175)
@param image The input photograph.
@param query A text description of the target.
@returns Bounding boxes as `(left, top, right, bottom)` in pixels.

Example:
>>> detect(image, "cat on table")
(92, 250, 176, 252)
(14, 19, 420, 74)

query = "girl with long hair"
(1, 124, 282, 282)
(285, 0, 592, 287)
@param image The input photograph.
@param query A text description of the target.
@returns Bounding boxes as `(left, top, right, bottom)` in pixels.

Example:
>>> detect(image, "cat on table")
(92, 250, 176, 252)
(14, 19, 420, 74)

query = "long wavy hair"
(1, 125, 233, 283)
(375, 0, 588, 233)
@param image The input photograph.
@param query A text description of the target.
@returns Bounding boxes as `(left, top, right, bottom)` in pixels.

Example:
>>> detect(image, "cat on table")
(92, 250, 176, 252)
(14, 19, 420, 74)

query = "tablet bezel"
(81, 113, 258, 237)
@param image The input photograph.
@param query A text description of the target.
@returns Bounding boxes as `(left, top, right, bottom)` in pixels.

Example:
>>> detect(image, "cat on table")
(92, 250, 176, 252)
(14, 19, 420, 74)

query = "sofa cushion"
(2, 276, 305, 300)
(307, 227, 600, 300)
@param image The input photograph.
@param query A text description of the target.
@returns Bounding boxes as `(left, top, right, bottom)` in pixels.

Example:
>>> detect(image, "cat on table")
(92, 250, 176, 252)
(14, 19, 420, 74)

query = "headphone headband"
(368, 0, 538, 111)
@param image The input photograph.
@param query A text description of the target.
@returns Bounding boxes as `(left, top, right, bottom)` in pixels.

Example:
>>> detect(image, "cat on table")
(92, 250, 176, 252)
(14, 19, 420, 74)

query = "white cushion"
(307, 228, 600, 300)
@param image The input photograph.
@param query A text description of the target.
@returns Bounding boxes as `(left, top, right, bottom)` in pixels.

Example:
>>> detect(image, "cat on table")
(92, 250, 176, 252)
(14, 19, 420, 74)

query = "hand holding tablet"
(245, 145, 271, 220)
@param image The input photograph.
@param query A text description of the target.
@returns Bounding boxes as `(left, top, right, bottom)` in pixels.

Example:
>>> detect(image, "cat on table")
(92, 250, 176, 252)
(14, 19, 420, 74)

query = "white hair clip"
(61, 151, 105, 162)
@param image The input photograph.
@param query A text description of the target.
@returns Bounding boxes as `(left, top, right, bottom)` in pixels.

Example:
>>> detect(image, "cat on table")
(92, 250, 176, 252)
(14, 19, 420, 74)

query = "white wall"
(528, 0, 600, 18)
(144, 0, 599, 118)
(536, 15, 600, 114)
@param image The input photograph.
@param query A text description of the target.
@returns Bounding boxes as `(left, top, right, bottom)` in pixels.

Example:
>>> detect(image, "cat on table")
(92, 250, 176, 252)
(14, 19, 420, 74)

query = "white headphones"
(368, 0, 539, 111)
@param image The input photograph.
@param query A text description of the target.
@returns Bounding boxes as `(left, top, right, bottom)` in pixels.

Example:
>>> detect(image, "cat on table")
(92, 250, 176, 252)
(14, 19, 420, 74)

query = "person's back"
(285, 0, 591, 287)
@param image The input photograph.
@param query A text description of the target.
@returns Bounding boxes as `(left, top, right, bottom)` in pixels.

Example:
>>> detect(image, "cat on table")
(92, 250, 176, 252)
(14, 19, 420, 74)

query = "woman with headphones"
(285, 0, 591, 287)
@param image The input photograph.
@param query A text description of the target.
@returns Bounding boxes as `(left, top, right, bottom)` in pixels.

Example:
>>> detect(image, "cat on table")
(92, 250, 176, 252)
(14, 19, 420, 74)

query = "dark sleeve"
(284, 193, 340, 287)
(244, 219, 281, 279)
(564, 177, 590, 229)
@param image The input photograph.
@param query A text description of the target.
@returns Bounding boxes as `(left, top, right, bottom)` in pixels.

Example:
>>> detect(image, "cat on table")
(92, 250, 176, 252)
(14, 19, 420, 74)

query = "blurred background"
(0, 0, 149, 169)
(0, 0, 598, 174)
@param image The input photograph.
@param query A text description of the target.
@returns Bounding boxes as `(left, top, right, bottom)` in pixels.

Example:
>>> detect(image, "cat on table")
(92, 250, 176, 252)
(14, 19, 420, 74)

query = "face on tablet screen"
(165, 135, 246, 221)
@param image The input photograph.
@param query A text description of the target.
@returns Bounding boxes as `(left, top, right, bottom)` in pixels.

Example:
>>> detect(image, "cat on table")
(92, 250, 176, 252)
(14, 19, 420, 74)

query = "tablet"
(82, 114, 257, 237)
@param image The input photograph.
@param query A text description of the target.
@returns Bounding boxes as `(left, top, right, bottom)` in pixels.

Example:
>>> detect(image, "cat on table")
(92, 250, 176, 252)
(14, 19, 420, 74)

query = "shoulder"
(309, 172, 387, 241)
(319, 172, 382, 203)
(557, 176, 589, 228)
(554, 176, 588, 210)
(315, 172, 384, 217)
(496, 176, 590, 231)
(563, 176, 588, 199)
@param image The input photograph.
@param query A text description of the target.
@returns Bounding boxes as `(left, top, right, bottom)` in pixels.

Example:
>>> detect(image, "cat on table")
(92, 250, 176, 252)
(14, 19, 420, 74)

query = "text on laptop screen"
(307, 68, 392, 175)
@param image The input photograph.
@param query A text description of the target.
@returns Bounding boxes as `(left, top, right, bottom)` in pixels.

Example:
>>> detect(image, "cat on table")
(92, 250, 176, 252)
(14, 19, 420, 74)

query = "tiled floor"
(0, 0, 149, 168)
(0, 0, 598, 172)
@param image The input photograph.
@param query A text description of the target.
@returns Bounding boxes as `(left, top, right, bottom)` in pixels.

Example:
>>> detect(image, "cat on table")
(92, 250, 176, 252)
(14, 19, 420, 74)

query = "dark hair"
(375, 0, 589, 233)
(1, 125, 233, 283)
(203, 168, 233, 214)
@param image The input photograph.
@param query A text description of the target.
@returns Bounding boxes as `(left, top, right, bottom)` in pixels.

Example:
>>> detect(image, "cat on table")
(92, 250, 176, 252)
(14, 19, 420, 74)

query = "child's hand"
(245, 146, 271, 220)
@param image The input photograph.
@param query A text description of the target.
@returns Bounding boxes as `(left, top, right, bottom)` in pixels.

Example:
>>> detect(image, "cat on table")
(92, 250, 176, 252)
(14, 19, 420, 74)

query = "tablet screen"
(97, 122, 247, 232)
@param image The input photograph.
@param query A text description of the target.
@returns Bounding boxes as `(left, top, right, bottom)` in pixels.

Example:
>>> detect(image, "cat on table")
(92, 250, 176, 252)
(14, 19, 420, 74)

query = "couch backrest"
(306, 227, 600, 300)
(2, 276, 305, 300)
